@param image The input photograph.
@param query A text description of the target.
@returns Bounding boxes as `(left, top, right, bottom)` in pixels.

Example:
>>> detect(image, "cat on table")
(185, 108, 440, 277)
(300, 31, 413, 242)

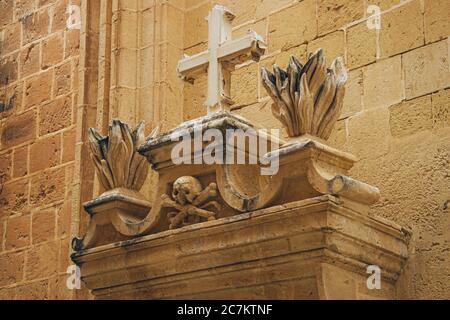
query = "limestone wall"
(183, 0, 450, 299)
(0, 0, 448, 299)
(0, 0, 79, 299)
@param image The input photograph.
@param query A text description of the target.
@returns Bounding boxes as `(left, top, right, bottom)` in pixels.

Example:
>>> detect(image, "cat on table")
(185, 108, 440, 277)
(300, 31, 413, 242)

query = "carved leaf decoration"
(261, 49, 348, 140)
(88, 120, 157, 191)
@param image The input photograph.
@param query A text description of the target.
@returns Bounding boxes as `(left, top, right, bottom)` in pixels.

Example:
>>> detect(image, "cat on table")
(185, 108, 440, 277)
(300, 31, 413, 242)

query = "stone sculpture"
(161, 176, 221, 229)
(261, 49, 347, 139)
(88, 120, 157, 191)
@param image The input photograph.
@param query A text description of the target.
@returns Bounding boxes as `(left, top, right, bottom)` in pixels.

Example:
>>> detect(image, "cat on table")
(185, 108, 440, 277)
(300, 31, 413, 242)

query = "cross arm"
(177, 31, 266, 82)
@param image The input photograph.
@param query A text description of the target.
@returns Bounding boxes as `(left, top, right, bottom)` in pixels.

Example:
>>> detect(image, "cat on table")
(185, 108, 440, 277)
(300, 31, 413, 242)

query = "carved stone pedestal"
(72, 195, 410, 300)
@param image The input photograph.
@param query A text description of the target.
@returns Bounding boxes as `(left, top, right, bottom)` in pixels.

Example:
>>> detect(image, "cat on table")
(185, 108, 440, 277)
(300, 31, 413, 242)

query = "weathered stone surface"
(432, 89, 450, 130)
(1, 110, 36, 149)
(268, 0, 316, 52)
(363, 56, 404, 110)
(2, 22, 21, 55)
(5, 214, 31, 250)
(62, 128, 76, 162)
(54, 62, 72, 96)
(389, 96, 433, 138)
(30, 134, 61, 173)
(42, 34, 64, 69)
(0, 251, 24, 287)
(403, 40, 449, 100)
(51, 0, 68, 32)
(0, 0, 13, 27)
(22, 10, 50, 45)
(20, 44, 41, 78)
(38, 95, 72, 135)
(348, 108, 391, 160)
(12, 146, 28, 178)
(347, 22, 377, 69)
(25, 241, 59, 280)
(380, 0, 424, 58)
(32, 209, 56, 244)
(16, 279, 49, 300)
(184, 3, 211, 48)
(424, 0, 450, 43)
(65, 29, 80, 59)
(30, 167, 65, 206)
(14, 0, 36, 19)
(0, 53, 18, 84)
(342, 69, 363, 118)
(0, 178, 29, 218)
(0, 151, 12, 182)
(24, 71, 53, 109)
(307, 31, 345, 64)
(317, 0, 364, 35)
(231, 62, 258, 108)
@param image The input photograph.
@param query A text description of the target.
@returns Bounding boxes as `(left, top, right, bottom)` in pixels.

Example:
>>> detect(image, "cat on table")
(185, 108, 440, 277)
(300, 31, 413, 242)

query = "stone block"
(65, 29, 80, 59)
(51, 0, 68, 33)
(25, 241, 59, 280)
(255, 0, 291, 20)
(380, 0, 424, 58)
(307, 31, 345, 64)
(231, 62, 258, 108)
(39, 95, 72, 135)
(42, 33, 64, 69)
(2, 22, 21, 55)
(432, 89, 450, 130)
(0, 251, 25, 286)
(347, 21, 377, 69)
(30, 134, 61, 173)
(1, 110, 37, 149)
(24, 71, 53, 109)
(424, 0, 450, 43)
(54, 61, 72, 97)
(30, 167, 65, 206)
(0, 1, 13, 27)
(348, 108, 391, 160)
(0, 151, 12, 182)
(318, 0, 364, 35)
(403, 40, 449, 100)
(389, 95, 433, 137)
(13, 145, 28, 178)
(363, 55, 404, 110)
(14, 0, 36, 19)
(62, 127, 76, 162)
(5, 214, 31, 250)
(0, 81, 23, 115)
(20, 43, 41, 78)
(268, 0, 317, 52)
(0, 178, 29, 218)
(342, 69, 363, 118)
(184, 2, 211, 49)
(32, 209, 56, 244)
(0, 53, 19, 84)
(16, 280, 49, 300)
(22, 10, 50, 45)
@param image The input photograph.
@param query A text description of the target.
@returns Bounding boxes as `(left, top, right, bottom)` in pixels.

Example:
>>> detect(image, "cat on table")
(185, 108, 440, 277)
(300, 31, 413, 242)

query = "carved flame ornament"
(161, 176, 221, 229)
(261, 49, 348, 139)
(88, 120, 157, 191)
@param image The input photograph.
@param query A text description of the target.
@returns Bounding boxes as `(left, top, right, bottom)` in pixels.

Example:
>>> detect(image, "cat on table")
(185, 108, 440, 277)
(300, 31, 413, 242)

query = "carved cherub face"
(172, 176, 203, 205)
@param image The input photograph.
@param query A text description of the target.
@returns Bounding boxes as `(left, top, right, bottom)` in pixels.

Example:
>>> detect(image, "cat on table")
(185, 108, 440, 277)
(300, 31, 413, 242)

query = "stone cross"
(177, 5, 266, 113)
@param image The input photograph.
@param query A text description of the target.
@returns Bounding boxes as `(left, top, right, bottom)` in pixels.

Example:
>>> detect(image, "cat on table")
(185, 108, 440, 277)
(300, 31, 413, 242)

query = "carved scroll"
(88, 120, 157, 191)
(261, 49, 348, 140)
